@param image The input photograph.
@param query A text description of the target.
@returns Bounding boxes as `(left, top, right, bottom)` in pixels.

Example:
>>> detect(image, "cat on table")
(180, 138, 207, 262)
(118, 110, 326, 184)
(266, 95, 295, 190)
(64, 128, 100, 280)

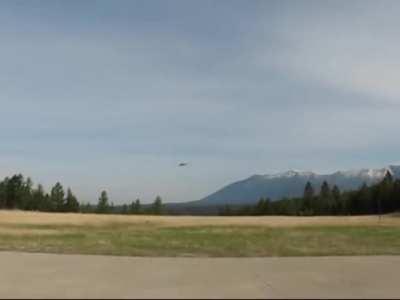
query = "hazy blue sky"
(1, 0, 400, 203)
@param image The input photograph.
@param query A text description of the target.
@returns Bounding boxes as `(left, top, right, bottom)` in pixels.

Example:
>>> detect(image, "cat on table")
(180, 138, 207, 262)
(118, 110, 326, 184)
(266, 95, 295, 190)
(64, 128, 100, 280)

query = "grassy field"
(0, 211, 399, 257)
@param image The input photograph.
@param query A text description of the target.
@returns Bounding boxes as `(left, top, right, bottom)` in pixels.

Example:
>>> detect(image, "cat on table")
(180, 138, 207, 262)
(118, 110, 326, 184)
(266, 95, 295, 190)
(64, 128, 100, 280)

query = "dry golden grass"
(0, 210, 399, 256)
(0, 210, 399, 228)
(0, 227, 59, 236)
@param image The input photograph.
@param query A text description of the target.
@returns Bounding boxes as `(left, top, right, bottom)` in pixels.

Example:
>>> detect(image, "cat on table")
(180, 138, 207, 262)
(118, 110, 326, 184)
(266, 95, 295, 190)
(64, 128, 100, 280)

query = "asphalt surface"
(0, 252, 399, 299)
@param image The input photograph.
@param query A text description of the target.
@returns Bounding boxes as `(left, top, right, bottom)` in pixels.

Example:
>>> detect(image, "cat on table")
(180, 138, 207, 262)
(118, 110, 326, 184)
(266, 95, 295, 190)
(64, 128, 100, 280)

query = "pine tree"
(0, 180, 6, 209)
(332, 185, 341, 200)
(152, 196, 163, 215)
(51, 182, 65, 212)
(129, 199, 141, 214)
(319, 181, 332, 214)
(264, 198, 272, 215)
(22, 177, 33, 210)
(135, 199, 141, 214)
(393, 180, 400, 212)
(331, 185, 341, 214)
(303, 181, 314, 214)
(320, 181, 331, 198)
(377, 171, 394, 214)
(65, 188, 80, 212)
(304, 181, 314, 199)
(38, 190, 53, 212)
(97, 190, 110, 214)
(255, 198, 266, 215)
(6, 174, 25, 209)
(359, 183, 372, 214)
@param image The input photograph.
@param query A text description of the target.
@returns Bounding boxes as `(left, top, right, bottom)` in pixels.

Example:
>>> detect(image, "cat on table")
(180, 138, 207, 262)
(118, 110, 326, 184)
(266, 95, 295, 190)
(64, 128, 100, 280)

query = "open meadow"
(0, 211, 400, 257)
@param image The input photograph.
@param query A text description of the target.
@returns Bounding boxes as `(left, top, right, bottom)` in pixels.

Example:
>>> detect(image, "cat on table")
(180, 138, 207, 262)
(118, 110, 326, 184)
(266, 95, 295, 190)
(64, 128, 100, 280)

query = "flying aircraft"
(178, 163, 188, 167)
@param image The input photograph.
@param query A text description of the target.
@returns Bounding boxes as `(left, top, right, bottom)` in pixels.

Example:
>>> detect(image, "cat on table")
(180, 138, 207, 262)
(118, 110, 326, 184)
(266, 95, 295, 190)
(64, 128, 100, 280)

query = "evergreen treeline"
(2, 172, 399, 216)
(219, 172, 400, 216)
(0, 174, 164, 214)
(0, 174, 79, 212)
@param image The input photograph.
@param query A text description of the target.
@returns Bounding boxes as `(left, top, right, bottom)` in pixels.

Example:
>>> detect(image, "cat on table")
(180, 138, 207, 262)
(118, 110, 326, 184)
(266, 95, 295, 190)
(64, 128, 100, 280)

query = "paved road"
(0, 252, 399, 299)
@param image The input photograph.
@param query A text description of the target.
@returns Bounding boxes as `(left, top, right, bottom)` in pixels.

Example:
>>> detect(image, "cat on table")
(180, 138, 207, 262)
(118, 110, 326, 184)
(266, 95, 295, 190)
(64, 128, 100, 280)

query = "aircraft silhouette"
(178, 163, 188, 167)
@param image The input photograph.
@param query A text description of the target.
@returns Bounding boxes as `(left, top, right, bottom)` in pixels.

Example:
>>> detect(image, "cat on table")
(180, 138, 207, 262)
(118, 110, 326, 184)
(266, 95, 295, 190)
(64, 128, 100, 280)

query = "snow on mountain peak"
(333, 167, 394, 179)
(263, 169, 315, 179)
(262, 166, 399, 180)
(253, 165, 400, 182)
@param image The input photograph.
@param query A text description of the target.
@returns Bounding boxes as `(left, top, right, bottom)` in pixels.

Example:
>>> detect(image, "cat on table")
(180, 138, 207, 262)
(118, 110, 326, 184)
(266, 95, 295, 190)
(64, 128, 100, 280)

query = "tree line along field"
(0, 174, 159, 214)
(0, 211, 399, 257)
(1, 171, 400, 216)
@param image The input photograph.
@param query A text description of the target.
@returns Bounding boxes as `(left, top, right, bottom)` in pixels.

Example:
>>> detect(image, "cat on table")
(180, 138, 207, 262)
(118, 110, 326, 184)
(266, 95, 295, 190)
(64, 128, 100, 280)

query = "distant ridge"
(186, 165, 400, 206)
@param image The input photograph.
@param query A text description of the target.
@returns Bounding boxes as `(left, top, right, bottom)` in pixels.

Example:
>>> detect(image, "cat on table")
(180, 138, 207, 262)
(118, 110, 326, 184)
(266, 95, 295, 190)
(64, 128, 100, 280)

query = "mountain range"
(185, 165, 400, 206)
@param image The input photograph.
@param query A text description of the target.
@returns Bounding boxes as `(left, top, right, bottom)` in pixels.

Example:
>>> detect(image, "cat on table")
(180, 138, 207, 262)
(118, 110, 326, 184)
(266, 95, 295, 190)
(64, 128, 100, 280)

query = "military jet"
(178, 162, 189, 167)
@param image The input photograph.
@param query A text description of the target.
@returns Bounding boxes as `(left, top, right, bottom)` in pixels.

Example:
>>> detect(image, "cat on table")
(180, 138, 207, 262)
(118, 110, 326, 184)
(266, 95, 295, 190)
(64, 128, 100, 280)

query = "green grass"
(0, 223, 400, 256)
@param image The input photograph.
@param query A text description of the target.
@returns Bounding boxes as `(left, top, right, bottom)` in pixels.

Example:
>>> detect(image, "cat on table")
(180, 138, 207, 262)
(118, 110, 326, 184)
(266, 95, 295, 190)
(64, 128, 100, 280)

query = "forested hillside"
(219, 172, 400, 216)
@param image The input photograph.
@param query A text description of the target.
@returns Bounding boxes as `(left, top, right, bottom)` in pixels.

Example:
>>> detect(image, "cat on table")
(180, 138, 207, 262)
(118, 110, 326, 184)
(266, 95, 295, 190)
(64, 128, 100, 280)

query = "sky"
(1, 0, 400, 204)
